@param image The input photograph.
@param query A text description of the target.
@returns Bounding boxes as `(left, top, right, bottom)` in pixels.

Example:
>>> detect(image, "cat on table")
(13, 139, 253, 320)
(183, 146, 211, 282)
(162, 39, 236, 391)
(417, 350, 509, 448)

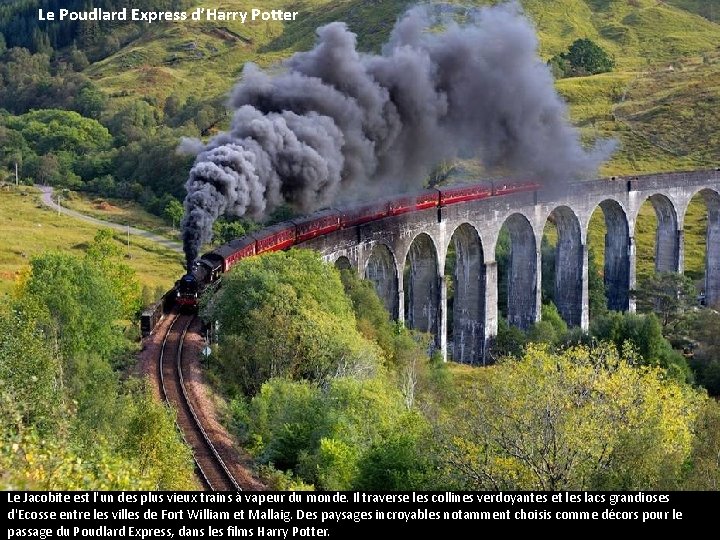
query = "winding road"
(38, 185, 183, 254)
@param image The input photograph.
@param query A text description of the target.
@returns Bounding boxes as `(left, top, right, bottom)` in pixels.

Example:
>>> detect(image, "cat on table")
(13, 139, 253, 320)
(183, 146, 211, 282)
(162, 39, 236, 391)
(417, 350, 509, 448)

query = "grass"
(61, 191, 181, 241)
(87, 0, 342, 110)
(613, 53, 720, 167)
(555, 51, 720, 176)
(83, 0, 720, 178)
(664, 1, 720, 23)
(87, 0, 720, 106)
(0, 187, 184, 298)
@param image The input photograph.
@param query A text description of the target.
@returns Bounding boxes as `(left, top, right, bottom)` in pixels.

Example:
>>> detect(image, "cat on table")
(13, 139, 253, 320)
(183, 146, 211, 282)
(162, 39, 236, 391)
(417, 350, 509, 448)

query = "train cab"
(176, 273, 200, 308)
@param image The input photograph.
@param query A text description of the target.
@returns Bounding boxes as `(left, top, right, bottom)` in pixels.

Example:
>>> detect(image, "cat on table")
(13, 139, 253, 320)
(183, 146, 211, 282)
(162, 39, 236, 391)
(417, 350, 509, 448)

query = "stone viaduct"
(299, 170, 720, 363)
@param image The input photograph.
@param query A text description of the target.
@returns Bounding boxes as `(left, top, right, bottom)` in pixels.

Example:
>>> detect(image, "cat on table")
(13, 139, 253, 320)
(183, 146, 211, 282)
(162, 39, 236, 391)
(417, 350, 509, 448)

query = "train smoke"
(181, 2, 615, 267)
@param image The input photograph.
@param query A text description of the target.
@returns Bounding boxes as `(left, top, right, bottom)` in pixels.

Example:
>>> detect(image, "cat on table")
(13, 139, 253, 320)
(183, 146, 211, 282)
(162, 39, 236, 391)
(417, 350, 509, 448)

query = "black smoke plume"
(181, 2, 615, 267)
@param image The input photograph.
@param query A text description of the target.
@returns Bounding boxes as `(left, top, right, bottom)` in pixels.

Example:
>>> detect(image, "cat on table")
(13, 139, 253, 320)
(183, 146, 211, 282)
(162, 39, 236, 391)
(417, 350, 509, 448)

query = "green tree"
(69, 47, 89, 71)
(548, 54, 571, 79)
(0, 302, 62, 434)
(163, 198, 184, 230)
(211, 218, 258, 245)
(204, 250, 381, 396)
(112, 129, 194, 202)
(437, 343, 703, 490)
(590, 311, 690, 380)
(339, 269, 442, 410)
(163, 95, 182, 121)
(20, 252, 119, 392)
(634, 272, 696, 337)
(491, 317, 526, 359)
(31, 29, 51, 55)
(681, 399, 720, 490)
(527, 302, 568, 345)
(195, 105, 218, 134)
(12, 109, 111, 154)
(107, 101, 160, 145)
(238, 376, 429, 490)
(120, 383, 197, 490)
(549, 38, 615, 78)
(588, 246, 607, 319)
(24, 153, 61, 185)
(86, 229, 141, 318)
(75, 84, 107, 120)
(2, 241, 194, 490)
(688, 309, 720, 395)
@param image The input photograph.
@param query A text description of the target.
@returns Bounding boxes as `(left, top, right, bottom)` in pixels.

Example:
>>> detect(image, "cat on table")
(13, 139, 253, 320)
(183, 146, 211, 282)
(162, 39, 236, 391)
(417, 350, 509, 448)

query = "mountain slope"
(4, 0, 719, 174)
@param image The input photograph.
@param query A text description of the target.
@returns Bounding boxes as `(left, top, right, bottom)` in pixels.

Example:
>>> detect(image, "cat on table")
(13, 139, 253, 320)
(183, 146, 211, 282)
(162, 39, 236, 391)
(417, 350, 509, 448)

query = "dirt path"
(38, 185, 183, 254)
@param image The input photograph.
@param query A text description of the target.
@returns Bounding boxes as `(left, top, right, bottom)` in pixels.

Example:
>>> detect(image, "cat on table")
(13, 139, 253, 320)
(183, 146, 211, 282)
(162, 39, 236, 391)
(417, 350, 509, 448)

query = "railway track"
(159, 312, 240, 491)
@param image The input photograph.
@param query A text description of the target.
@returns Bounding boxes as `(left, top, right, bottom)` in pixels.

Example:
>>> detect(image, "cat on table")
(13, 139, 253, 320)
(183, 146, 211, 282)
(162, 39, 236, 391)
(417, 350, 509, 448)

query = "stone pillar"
(507, 236, 538, 329)
(676, 229, 685, 274)
(365, 244, 399, 319)
(707, 218, 720, 307)
(655, 224, 680, 273)
(397, 270, 405, 324)
(651, 195, 680, 274)
(439, 274, 447, 361)
(601, 200, 631, 313)
(534, 247, 542, 324)
(580, 243, 590, 331)
(483, 261, 498, 364)
(404, 236, 439, 337)
(450, 227, 485, 364)
(628, 236, 637, 313)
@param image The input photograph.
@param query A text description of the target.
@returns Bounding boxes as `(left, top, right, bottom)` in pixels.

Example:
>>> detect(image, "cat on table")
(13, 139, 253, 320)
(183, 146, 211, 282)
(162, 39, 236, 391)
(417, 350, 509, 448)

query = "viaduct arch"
(300, 170, 720, 363)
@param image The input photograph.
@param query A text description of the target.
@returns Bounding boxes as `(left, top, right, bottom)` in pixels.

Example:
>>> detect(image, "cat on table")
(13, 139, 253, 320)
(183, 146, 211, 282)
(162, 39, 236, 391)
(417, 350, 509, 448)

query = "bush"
(491, 317, 526, 359)
(590, 311, 691, 381)
(1, 240, 195, 490)
(204, 250, 382, 396)
(549, 38, 615, 78)
(240, 376, 430, 490)
(437, 343, 704, 490)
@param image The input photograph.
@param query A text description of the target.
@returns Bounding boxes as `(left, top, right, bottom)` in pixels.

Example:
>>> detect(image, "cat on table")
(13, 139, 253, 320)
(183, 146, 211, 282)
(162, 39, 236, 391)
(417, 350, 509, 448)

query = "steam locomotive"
(175, 179, 539, 308)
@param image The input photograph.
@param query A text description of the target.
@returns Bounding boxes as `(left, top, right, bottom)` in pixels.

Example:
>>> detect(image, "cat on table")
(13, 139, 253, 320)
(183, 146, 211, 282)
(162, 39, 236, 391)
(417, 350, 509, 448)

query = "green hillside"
(2, 0, 718, 176)
(664, 0, 720, 23)
(76, 0, 720, 173)
(0, 187, 184, 297)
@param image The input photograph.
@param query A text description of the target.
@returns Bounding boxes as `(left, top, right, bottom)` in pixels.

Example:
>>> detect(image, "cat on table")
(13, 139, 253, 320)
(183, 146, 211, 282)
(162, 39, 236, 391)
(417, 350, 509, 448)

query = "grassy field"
(0, 187, 184, 298)
(61, 192, 181, 241)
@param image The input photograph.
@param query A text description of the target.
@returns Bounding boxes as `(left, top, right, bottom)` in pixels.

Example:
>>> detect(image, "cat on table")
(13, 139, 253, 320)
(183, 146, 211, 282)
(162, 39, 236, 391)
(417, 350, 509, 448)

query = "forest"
(0, 45, 209, 219)
(0, 1, 225, 227)
(0, 230, 196, 489)
(199, 249, 720, 491)
(3, 240, 718, 490)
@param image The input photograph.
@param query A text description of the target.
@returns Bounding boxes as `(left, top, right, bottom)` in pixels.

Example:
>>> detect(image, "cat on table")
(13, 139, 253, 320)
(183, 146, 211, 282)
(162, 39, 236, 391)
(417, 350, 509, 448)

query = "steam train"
(175, 179, 539, 308)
